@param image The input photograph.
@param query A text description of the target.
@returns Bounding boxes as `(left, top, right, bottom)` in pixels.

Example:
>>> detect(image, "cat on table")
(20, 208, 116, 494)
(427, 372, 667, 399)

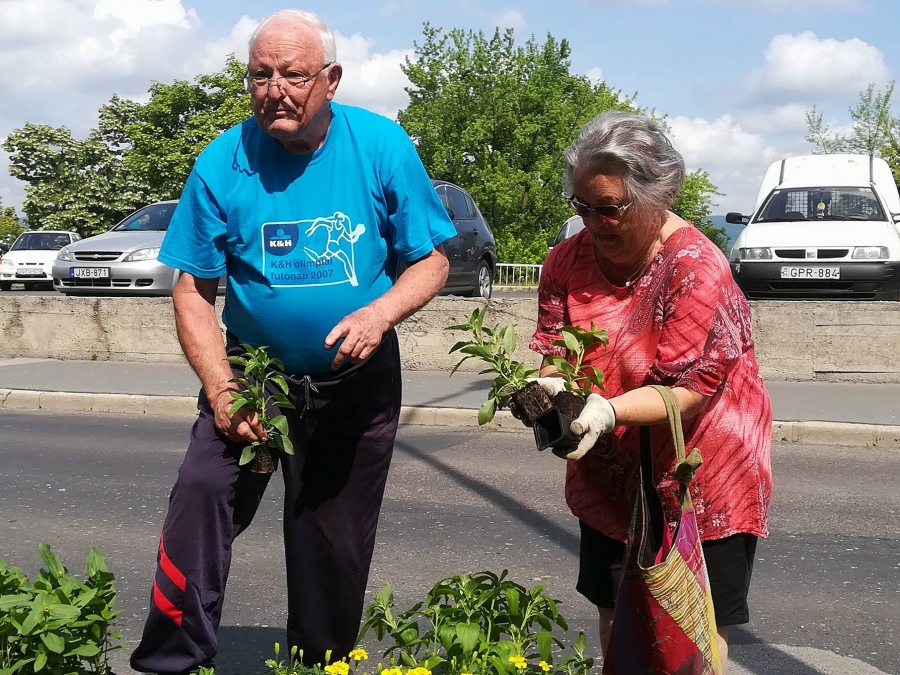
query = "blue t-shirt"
(159, 103, 456, 373)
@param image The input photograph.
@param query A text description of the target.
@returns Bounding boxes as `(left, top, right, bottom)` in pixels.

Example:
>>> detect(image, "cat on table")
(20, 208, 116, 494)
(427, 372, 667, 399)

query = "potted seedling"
(225, 344, 296, 474)
(446, 307, 554, 426)
(531, 324, 608, 454)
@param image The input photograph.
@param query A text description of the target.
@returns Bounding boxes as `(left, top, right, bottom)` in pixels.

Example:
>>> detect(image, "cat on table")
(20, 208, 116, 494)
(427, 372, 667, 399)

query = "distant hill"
(710, 215, 743, 251)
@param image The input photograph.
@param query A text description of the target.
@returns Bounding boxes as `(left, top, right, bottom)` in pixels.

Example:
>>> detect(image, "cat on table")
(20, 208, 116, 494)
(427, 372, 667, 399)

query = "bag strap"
(647, 385, 703, 510)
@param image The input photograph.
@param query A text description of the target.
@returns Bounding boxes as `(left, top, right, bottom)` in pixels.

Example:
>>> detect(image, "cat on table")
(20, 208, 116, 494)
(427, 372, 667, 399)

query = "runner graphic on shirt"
(261, 212, 367, 288)
(302, 212, 367, 286)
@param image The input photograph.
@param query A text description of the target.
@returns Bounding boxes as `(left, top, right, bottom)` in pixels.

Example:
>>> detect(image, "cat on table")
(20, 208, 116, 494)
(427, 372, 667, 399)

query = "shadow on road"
(394, 439, 579, 555)
(729, 626, 827, 674)
(216, 626, 284, 674)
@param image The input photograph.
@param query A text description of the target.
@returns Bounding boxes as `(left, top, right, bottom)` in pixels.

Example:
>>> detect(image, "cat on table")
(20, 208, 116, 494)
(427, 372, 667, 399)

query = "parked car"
(728, 154, 900, 300)
(52, 201, 226, 296)
(1, 230, 82, 291)
(432, 180, 497, 298)
(548, 215, 585, 251)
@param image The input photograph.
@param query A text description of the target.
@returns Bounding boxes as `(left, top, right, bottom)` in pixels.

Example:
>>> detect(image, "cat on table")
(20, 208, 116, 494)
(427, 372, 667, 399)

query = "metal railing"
(494, 263, 543, 287)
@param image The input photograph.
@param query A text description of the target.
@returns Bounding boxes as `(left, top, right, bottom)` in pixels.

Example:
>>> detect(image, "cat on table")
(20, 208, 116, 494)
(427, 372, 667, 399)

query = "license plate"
(17, 268, 44, 277)
(70, 267, 110, 279)
(780, 266, 840, 279)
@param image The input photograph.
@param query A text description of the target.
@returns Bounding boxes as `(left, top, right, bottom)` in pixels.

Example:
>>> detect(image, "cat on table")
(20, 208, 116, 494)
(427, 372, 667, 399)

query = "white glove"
(562, 394, 617, 461)
(529, 377, 567, 398)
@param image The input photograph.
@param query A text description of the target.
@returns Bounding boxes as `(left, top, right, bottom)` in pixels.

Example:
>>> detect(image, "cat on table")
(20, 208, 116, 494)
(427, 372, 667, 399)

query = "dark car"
(432, 180, 497, 298)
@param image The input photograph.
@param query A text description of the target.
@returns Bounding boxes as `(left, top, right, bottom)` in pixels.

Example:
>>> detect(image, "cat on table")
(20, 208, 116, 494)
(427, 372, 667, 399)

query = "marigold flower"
(407, 668, 432, 675)
(380, 669, 403, 675)
(325, 662, 350, 675)
(509, 656, 527, 670)
(350, 649, 369, 662)
(539, 661, 551, 672)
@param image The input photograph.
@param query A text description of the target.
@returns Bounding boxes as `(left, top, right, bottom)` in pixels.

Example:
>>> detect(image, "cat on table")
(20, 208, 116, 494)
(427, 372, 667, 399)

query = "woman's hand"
(561, 394, 617, 460)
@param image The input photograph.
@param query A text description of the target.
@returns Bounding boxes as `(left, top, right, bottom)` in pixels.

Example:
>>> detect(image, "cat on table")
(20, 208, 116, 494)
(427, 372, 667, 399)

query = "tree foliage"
(806, 81, 900, 183)
(670, 170, 727, 250)
(2, 57, 249, 237)
(399, 25, 643, 263)
(0, 198, 23, 253)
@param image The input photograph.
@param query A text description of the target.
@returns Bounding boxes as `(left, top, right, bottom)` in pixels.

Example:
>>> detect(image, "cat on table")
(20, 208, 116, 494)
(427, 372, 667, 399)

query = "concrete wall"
(1, 296, 898, 381)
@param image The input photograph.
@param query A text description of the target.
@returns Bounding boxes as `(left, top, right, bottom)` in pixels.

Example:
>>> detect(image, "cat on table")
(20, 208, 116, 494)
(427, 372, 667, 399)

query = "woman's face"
(572, 167, 655, 266)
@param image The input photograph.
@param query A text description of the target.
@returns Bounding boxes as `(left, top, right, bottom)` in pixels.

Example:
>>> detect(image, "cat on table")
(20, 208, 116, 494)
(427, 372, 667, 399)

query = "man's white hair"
(248, 9, 337, 63)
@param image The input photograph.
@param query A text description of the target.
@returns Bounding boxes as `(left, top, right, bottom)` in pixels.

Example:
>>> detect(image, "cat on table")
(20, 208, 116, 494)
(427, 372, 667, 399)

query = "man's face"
(248, 21, 341, 142)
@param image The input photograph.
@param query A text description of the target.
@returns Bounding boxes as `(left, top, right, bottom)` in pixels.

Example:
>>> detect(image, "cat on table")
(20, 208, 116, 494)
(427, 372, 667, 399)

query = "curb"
(1, 389, 899, 449)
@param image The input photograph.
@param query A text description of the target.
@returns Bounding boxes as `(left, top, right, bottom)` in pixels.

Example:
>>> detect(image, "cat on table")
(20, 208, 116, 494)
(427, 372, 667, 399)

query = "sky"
(0, 0, 896, 216)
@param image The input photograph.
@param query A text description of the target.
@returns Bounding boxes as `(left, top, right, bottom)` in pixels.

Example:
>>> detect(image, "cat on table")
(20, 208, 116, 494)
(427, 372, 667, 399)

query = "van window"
(757, 187, 885, 222)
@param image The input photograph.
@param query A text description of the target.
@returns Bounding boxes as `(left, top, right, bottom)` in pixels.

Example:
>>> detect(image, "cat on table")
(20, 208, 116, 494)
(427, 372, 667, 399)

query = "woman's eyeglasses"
(567, 196, 633, 221)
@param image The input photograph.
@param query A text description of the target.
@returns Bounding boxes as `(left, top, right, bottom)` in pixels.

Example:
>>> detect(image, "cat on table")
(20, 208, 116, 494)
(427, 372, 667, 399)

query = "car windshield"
(112, 203, 177, 232)
(10, 232, 70, 251)
(756, 187, 885, 222)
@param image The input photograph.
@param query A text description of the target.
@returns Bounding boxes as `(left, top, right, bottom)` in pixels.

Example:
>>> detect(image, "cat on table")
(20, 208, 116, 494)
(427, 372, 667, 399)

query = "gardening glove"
(531, 377, 567, 397)
(562, 394, 617, 461)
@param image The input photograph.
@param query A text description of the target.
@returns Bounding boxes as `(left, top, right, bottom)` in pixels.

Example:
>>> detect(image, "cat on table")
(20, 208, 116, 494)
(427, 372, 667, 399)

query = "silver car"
(52, 201, 224, 296)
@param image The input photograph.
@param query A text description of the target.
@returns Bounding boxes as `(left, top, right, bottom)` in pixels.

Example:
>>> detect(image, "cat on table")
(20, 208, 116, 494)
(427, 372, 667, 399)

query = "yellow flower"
(539, 661, 551, 672)
(380, 669, 403, 675)
(350, 649, 369, 662)
(325, 663, 350, 675)
(407, 668, 432, 675)
(509, 656, 527, 670)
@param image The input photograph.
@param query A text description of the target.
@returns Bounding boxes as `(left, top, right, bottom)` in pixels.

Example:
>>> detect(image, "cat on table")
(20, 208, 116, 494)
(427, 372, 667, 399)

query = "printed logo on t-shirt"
(261, 212, 367, 287)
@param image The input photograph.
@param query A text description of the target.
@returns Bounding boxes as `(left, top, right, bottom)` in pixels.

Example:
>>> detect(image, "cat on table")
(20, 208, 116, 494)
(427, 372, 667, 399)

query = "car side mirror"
(892, 213, 900, 223)
(726, 212, 750, 225)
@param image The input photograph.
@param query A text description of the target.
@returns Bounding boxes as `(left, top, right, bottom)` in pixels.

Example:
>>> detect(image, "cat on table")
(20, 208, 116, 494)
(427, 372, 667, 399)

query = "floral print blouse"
(530, 226, 773, 541)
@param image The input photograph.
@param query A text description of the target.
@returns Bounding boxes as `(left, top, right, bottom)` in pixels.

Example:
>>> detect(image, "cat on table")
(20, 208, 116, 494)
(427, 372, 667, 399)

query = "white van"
(728, 154, 900, 300)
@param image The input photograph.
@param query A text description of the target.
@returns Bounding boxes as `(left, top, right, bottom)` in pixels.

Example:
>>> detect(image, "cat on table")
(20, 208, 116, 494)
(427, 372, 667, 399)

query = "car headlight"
(0, 258, 14, 267)
(851, 246, 889, 260)
(57, 247, 74, 262)
(739, 247, 772, 260)
(123, 247, 161, 262)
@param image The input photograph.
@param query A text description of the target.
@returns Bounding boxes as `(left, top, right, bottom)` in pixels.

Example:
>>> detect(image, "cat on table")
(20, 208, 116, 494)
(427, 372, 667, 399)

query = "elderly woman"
(529, 111, 772, 669)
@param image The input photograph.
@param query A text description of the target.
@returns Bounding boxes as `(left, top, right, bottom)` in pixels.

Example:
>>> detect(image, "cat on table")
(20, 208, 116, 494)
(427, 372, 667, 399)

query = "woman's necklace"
(601, 245, 656, 288)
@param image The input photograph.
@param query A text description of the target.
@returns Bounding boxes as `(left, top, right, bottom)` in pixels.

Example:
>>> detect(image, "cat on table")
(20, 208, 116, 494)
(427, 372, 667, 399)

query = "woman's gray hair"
(564, 111, 685, 214)
(249, 9, 337, 63)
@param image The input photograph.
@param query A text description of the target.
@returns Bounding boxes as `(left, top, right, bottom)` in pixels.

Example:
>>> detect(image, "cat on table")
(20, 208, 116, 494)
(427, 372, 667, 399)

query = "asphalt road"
(0, 411, 897, 675)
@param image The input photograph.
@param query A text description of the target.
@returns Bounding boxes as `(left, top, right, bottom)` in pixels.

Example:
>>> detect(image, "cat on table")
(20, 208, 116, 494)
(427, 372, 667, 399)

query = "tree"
(806, 82, 900, 183)
(670, 170, 727, 250)
(0, 199, 23, 254)
(399, 25, 642, 263)
(3, 56, 250, 237)
(399, 25, 724, 261)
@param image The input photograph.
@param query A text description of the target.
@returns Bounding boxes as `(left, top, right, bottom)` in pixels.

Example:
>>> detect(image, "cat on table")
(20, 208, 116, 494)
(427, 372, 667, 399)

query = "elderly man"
(130, 9, 454, 675)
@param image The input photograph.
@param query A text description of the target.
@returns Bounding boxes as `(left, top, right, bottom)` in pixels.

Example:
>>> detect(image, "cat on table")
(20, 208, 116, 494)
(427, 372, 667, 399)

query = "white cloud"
(585, 67, 604, 84)
(495, 9, 526, 32)
(668, 115, 784, 212)
(332, 34, 413, 118)
(738, 103, 810, 135)
(0, 0, 417, 210)
(747, 32, 890, 102)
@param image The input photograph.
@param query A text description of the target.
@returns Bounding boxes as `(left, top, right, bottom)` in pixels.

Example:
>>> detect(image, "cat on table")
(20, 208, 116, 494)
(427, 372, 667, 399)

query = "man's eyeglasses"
(244, 63, 333, 92)
(567, 196, 633, 221)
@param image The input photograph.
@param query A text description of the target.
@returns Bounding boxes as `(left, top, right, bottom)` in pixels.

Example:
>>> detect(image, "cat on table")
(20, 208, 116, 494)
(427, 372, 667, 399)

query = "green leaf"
(22, 607, 43, 635)
(69, 644, 101, 657)
(85, 548, 108, 577)
(501, 325, 516, 355)
(477, 398, 497, 426)
(423, 655, 447, 671)
(574, 631, 587, 656)
(455, 622, 480, 652)
(47, 604, 80, 621)
(229, 398, 249, 415)
(38, 544, 65, 579)
(0, 594, 32, 611)
(537, 631, 553, 662)
(270, 415, 289, 436)
(239, 446, 257, 466)
(561, 330, 580, 353)
(224, 356, 248, 366)
(505, 587, 520, 617)
(449, 340, 471, 354)
(399, 652, 418, 668)
(271, 375, 290, 396)
(39, 632, 65, 654)
(270, 434, 294, 456)
(33, 652, 47, 673)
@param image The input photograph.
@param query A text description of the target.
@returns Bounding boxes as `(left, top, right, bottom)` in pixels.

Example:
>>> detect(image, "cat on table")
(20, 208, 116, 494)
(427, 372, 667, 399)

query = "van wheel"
(467, 261, 493, 299)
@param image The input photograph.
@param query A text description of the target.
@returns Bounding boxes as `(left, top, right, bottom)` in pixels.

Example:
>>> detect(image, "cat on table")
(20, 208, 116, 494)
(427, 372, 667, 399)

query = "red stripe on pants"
(153, 580, 183, 626)
(159, 534, 187, 591)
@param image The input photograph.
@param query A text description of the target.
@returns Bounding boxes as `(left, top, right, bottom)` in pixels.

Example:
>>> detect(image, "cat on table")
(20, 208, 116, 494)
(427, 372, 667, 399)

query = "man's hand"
(562, 393, 616, 461)
(325, 304, 391, 371)
(210, 389, 268, 444)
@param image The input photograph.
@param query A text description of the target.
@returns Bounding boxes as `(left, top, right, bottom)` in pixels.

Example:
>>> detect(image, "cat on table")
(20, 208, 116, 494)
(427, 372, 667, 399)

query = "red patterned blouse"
(530, 226, 772, 542)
